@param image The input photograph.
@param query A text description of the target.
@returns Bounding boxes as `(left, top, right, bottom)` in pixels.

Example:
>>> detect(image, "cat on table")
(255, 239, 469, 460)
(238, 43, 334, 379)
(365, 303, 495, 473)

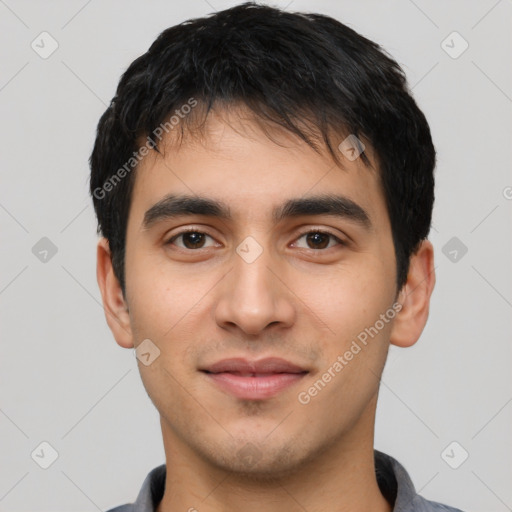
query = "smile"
(202, 371, 308, 400)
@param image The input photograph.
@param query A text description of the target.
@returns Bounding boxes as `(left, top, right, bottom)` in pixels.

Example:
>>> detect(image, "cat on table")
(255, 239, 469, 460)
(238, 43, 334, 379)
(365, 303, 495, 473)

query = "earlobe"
(389, 240, 436, 348)
(96, 238, 134, 349)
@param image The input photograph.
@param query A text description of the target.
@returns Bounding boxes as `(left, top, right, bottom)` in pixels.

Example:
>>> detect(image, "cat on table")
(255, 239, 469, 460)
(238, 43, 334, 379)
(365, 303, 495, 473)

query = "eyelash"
(165, 227, 346, 251)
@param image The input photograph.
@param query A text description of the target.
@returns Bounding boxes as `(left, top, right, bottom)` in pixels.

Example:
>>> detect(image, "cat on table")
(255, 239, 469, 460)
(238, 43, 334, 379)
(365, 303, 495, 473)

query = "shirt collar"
(131, 450, 429, 512)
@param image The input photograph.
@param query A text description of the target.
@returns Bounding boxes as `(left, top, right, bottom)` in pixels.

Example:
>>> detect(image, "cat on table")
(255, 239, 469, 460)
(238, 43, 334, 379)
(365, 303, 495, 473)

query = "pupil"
(307, 232, 328, 249)
(184, 232, 204, 248)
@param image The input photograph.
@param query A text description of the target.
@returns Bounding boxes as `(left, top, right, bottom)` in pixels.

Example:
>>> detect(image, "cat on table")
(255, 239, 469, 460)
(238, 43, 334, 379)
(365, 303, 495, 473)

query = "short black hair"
(89, 1, 435, 296)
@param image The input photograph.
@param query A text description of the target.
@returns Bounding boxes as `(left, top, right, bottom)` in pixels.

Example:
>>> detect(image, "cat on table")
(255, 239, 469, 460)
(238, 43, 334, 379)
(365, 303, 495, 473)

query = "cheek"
(126, 260, 207, 405)
(295, 258, 395, 341)
(125, 245, 208, 340)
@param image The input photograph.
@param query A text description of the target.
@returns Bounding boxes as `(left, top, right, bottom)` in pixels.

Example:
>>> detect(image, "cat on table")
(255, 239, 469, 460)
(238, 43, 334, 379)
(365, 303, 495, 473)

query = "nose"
(214, 241, 296, 337)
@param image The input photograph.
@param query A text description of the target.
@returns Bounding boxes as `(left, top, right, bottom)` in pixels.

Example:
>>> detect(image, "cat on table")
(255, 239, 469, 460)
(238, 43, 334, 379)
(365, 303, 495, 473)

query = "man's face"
(122, 108, 398, 476)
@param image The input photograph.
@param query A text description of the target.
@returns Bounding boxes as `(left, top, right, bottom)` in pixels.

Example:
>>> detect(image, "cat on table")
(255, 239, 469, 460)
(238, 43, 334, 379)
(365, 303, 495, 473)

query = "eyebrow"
(142, 193, 372, 230)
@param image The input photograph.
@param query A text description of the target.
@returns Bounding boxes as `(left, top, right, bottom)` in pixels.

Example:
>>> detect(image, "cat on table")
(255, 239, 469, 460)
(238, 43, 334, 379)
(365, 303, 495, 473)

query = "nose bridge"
(214, 235, 294, 335)
(234, 242, 274, 302)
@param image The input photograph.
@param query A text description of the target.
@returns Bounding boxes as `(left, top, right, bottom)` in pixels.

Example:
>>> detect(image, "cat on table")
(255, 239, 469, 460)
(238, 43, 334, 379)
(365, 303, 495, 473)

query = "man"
(90, 2, 464, 511)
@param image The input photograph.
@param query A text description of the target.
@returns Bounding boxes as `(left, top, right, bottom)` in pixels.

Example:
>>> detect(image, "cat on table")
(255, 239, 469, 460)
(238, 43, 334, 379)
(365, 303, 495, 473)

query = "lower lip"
(203, 372, 307, 400)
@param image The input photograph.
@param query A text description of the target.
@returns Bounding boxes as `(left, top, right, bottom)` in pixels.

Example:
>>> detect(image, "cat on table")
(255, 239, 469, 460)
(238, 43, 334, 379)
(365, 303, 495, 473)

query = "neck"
(156, 397, 391, 512)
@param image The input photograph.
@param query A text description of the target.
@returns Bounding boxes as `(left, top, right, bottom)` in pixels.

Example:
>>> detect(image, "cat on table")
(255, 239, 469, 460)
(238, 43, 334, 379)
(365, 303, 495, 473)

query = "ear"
(390, 240, 436, 348)
(96, 237, 134, 349)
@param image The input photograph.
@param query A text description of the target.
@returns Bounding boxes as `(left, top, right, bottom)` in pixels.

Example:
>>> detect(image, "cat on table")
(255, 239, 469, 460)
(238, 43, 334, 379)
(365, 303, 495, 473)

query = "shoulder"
(104, 464, 166, 512)
(374, 450, 465, 512)
(411, 494, 466, 511)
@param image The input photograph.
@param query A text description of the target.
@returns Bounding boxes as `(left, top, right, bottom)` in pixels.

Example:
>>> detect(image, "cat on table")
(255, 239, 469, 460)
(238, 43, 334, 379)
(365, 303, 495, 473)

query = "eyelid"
(291, 227, 347, 248)
(165, 226, 217, 246)
(164, 225, 347, 251)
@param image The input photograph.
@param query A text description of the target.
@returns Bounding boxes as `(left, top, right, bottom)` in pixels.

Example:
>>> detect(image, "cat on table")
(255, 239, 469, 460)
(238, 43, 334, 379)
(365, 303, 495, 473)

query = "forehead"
(129, 107, 386, 228)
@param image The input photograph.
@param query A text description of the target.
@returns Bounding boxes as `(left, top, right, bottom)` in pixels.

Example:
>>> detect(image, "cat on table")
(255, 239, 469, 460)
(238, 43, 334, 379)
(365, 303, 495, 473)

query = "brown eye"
(181, 232, 206, 249)
(167, 230, 215, 250)
(294, 230, 344, 250)
(305, 232, 330, 249)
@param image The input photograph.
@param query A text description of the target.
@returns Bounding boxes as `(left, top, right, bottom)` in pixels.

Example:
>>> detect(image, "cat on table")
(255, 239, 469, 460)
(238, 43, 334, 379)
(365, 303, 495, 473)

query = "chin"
(203, 436, 312, 481)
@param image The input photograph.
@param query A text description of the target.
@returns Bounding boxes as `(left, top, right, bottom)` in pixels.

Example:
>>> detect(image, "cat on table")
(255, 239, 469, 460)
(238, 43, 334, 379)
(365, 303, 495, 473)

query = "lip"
(200, 357, 309, 400)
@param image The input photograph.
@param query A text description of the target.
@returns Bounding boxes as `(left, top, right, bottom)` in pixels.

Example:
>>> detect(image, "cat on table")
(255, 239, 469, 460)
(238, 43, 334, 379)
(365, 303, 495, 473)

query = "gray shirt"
(106, 450, 464, 512)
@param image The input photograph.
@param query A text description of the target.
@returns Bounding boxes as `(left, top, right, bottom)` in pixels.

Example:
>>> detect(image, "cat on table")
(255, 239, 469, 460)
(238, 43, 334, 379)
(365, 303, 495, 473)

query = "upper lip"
(201, 357, 308, 374)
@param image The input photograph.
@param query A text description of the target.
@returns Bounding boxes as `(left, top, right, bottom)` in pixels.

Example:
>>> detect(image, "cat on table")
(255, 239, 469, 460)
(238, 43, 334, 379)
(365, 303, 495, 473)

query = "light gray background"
(1, 1, 511, 511)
